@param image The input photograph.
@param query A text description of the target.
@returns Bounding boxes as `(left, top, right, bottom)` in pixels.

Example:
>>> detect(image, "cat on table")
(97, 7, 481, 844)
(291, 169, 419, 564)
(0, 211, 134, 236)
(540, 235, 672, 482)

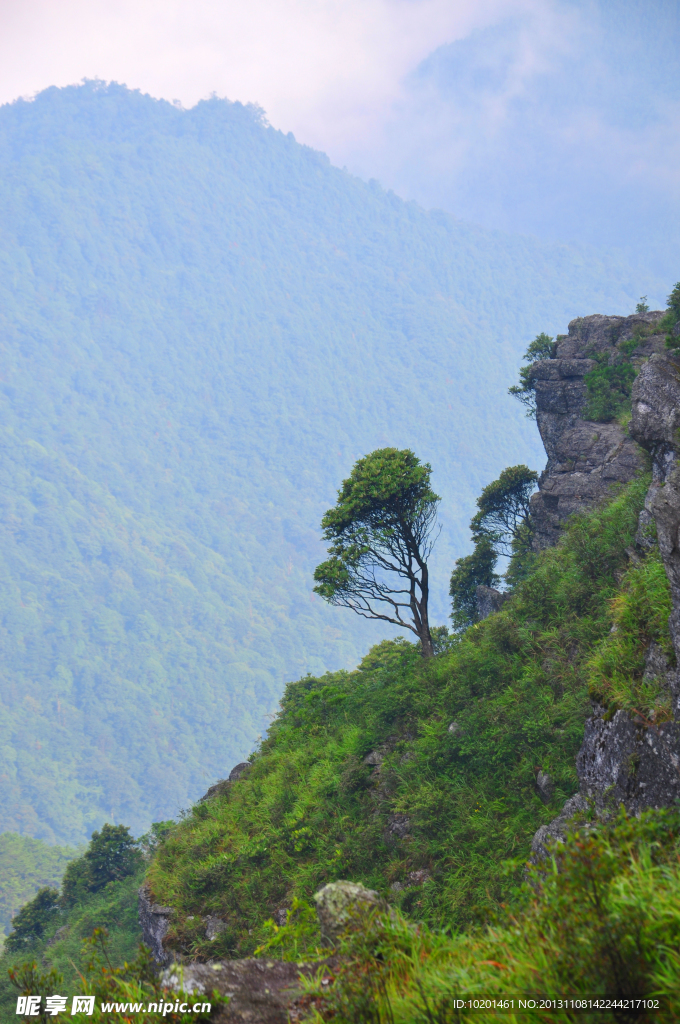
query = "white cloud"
(0, 0, 541, 154)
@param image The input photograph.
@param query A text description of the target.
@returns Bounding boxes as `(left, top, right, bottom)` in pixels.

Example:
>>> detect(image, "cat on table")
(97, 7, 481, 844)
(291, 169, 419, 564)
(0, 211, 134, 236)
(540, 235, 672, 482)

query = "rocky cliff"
(530, 311, 665, 549)
(532, 325, 680, 857)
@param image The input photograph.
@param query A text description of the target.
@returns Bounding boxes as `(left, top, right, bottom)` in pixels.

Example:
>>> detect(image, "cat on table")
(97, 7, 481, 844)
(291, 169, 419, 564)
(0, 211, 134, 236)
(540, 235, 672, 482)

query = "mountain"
(0, 80, 660, 844)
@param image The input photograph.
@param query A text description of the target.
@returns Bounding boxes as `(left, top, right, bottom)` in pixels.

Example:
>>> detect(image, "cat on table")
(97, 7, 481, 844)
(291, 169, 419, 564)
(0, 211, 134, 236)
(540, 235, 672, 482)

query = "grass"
(301, 807, 680, 1023)
(588, 551, 674, 719)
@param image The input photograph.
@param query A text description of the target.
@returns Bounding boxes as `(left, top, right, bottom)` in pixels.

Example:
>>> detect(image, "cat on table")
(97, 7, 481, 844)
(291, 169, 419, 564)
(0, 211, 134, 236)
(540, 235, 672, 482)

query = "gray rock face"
(475, 585, 509, 620)
(577, 709, 680, 814)
(529, 312, 665, 550)
(631, 350, 680, 670)
(530, 793, 590, 862)
(139, 885, 174, 965)
(532, 702, 680, 861)
(531, 336, 680, 858)
(535, 771, 554, 804)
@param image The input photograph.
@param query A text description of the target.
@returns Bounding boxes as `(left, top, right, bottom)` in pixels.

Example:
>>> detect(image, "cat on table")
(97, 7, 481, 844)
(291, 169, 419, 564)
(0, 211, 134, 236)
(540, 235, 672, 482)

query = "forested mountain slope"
(0, 834, 76, 939)
(0, 81, 658, 844)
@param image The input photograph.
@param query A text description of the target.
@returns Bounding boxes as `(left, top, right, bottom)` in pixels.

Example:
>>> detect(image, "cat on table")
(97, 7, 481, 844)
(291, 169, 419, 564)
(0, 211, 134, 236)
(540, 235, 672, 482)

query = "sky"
(1, 0, 679, 285)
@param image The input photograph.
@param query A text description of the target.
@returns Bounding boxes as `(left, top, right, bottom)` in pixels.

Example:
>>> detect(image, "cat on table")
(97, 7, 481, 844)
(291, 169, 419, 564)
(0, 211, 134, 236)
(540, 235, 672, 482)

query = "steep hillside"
(0, 81, 657, 843)
(146, 476, 653, 957)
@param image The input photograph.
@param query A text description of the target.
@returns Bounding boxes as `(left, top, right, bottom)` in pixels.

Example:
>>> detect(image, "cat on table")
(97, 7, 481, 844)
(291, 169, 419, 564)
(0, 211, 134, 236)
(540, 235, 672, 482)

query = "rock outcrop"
(198, 761, 250, 803)
(161, 958, 335, 1024)
(532, 337, 680, 858)
(158, 879, 382, 1021)
(576, 708, 680, 813)
(139, 885, 174, 966)
(530, 311, 665, 550)
(631, 348, 680, 674)
(475, 585, 509, 620)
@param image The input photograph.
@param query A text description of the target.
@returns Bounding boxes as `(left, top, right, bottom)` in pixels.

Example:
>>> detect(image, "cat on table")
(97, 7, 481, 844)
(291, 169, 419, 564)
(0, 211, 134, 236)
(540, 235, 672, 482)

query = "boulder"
(385, 813, 410, 843)
(313, 880, 382, 946)
(535, 771, 554, 804)
(389, 869, 431, 893)
(530, 793, 590, 862)
(203, 915, 228, 941)
(198, 762, 251, 803)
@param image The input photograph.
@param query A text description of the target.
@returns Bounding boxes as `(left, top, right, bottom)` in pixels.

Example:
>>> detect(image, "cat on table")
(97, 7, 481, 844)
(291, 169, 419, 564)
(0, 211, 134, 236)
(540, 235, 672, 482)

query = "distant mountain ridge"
(0, 80, 659, 843)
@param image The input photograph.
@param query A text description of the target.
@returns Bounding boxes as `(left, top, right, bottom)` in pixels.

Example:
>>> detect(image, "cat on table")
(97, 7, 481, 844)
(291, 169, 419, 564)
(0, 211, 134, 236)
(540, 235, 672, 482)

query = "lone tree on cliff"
(313, 448, 440, 659)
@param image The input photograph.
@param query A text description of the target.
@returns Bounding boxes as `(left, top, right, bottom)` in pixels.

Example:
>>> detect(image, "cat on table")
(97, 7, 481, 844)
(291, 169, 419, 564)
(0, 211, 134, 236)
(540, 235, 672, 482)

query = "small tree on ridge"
(313, 448, 440, 658)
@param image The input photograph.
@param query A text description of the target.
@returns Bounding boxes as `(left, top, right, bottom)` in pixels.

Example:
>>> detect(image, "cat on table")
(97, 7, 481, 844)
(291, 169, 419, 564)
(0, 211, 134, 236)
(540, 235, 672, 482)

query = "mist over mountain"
(351, 0, 680, 280)
(0, 81, 660, 844)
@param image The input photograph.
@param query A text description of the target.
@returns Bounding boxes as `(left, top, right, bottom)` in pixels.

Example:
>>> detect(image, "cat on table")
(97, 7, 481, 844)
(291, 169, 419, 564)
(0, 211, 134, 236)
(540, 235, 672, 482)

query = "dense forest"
(0, 81, 663, 851)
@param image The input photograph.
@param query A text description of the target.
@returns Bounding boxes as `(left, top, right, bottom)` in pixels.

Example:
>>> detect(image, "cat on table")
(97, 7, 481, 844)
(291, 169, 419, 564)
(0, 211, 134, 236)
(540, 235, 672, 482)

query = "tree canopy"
(471, 464, 538, 556)
(449, 535, 499, 631)
(313, 449, 440, 658)
(4, 887, 60, 953)
(61, 825, 141, 908)
(508, 332, 556, 418)
(450, 465, 538, 629)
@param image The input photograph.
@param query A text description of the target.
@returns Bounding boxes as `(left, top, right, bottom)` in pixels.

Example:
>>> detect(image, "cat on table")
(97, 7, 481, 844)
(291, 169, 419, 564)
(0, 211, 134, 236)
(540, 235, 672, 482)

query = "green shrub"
(582, 359, 637, 422)
(449, 536, 498, 630)
(61, 825, 141, 907)
(4, 888, 60, 953)
(662, 281, 680, 348)
(508, 333, 556, 418)
(588, 551, 674, 717)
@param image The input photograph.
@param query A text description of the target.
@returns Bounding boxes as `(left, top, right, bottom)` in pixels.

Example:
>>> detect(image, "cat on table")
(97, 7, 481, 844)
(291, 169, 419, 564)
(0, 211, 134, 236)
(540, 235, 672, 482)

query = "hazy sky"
(1, 0, 679, 281)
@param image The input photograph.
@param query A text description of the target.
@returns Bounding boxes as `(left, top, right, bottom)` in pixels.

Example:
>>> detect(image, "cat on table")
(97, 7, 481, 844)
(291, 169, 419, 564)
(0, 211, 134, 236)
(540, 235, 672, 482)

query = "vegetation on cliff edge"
(146, 475, 660, 960)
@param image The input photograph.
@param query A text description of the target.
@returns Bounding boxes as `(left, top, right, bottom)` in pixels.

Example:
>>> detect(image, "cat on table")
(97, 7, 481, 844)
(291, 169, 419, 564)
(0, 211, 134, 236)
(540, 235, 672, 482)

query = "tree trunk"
(419, 626, 434, 659)
(417, 562, 434, 659)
